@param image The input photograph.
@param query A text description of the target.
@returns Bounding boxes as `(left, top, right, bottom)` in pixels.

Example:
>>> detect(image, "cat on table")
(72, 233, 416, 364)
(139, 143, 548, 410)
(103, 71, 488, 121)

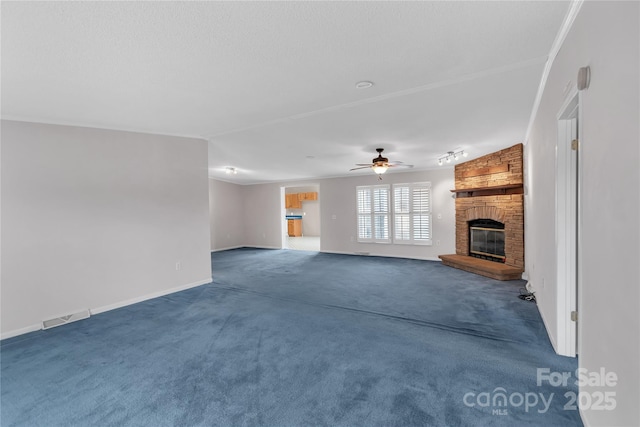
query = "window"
(356, 182, 432, 246)
(356, 185, 390, 243)
(393, 182, 432, 245)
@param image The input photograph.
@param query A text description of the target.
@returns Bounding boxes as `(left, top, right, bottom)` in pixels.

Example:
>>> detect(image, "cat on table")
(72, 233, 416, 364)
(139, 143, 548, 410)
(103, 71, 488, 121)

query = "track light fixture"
(225, 167, 238, 175)
(438, 150, 468, 166)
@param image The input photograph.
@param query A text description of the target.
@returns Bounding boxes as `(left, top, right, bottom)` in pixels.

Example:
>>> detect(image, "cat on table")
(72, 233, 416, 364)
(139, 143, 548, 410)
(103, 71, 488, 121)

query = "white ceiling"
(2, 1, 570, 184)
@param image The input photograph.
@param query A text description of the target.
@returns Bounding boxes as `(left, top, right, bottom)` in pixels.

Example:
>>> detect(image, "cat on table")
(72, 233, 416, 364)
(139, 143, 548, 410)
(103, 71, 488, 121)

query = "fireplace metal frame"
(469, 226, 506, 261)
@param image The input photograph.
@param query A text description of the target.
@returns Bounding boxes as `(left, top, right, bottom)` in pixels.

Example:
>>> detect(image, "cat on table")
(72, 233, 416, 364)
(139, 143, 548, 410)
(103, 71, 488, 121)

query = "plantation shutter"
(373, 187, 389, 240)
(357, 187, 372, 240)
(393, 182, 432, 245)
(356, 185, 390, 243)
(394, 186, 410, 241)
(412, 185, 431, 242)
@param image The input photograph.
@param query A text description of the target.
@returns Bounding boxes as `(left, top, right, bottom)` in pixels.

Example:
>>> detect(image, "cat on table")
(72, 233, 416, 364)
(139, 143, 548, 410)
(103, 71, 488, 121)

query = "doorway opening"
(281, 185, 320, 252)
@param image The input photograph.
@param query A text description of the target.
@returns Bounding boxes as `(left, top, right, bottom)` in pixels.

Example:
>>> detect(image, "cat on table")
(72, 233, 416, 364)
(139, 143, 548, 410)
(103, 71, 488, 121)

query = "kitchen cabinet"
(285, 194, 302, 209)
(287, 219, 302, 237)
(285, 192, 318, 208)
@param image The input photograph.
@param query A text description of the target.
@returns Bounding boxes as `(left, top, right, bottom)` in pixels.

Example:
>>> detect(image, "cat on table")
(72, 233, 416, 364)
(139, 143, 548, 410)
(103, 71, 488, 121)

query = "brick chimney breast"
(453, 144, 524, 270)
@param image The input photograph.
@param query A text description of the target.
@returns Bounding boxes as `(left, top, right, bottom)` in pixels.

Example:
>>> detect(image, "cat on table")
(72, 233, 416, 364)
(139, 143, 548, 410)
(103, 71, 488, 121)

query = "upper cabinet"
(285, 194, 302, 209)
(298, 192, 318, 201)
(285, 192, 318, 208)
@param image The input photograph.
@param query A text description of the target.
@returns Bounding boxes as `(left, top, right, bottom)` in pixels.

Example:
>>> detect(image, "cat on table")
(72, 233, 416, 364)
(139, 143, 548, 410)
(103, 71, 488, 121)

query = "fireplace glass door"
(470, 227, 506, 260)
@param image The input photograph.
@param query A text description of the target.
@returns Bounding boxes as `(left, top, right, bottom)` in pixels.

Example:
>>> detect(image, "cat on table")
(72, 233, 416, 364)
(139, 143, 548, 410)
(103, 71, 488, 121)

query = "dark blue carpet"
(1, 248, 582, 426)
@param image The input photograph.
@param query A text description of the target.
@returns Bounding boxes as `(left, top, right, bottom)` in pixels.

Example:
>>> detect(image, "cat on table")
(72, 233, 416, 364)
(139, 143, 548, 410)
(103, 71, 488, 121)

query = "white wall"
(1, 121, 212, 337)
(285, 185, 320, 236)
(209, 178, 245, 251)
(241, 179, 285, 249)
(242, 168, 456, 260)
(525, 2, 639, 426)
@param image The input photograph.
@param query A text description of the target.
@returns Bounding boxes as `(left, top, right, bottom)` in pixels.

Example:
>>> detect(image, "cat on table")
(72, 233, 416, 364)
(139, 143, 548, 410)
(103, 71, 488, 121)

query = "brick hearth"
(439, 143, 524, 280)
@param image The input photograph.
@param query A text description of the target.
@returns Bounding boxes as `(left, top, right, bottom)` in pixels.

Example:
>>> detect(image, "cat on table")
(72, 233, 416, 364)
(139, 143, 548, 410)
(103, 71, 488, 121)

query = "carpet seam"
(209, 280, 521, 344)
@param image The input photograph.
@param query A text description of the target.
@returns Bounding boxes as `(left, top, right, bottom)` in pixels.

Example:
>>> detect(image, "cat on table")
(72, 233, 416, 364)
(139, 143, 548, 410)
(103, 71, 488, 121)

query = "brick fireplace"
(439, 143, 524, 280)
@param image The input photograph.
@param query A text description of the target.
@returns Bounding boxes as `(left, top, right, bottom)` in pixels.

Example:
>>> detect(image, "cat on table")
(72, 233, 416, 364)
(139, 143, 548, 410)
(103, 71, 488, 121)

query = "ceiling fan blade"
(352, 148, 411, 173)
(388, 164, 414, 168)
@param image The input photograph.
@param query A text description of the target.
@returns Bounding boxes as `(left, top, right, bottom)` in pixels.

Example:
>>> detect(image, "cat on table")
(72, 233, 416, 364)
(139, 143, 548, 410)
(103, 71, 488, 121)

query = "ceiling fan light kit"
(372, 165, 388, 174)
(438, 150, 468, 166)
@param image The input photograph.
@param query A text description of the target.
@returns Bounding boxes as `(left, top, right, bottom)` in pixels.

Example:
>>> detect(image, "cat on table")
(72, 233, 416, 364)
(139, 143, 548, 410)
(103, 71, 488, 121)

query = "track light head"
(438, 149, 467, 165)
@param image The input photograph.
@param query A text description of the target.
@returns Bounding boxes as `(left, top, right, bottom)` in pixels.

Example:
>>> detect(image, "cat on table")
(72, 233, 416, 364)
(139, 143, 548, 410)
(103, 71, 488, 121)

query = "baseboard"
(211, 245, 244, 252)
(320, 249, 441, 262)
(578, 407, 589, 427)
(0, 323, 42, 341)
(243, 245, 282, 250)
(91, 277, 212, 316)
(535, 297, 559, 353)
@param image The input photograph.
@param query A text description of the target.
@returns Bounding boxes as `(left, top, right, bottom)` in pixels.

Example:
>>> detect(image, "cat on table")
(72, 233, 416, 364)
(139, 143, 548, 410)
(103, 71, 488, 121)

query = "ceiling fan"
(350, 148, 414, 179)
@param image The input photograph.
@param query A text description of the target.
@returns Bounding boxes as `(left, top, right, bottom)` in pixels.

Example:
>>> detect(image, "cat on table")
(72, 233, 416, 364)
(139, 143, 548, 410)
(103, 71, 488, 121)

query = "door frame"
(555, 90, 581, 357)
(280, 186, 287, 248)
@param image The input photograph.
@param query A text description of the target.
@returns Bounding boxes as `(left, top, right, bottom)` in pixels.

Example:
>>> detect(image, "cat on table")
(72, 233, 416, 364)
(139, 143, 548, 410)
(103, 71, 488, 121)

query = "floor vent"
(42, 309, 90, 330)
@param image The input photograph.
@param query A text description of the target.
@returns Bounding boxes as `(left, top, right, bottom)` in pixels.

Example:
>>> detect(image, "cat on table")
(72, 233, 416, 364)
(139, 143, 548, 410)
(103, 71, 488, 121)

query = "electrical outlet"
(331, 214, 337, 220)
(436, 240, 440, 246)
(175, 261, 182, 271)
